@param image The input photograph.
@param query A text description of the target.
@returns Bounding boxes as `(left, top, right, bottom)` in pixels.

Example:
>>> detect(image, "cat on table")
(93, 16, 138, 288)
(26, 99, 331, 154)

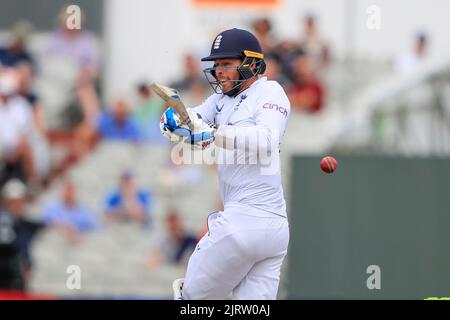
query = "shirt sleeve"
(138, 191, 151, 213)
(105, 192, 120, 213)
(215, 82, 290, 153)
(95, 112, 107, 136)
(18, 98, 34, 138)
(188, 94, 220, 124)
(127, 119, 141, 141)
(23, 219, 46, 235)
(42, 202, 57, 225)
(78, 205, 99, 231)
(83, 33, 100, 71)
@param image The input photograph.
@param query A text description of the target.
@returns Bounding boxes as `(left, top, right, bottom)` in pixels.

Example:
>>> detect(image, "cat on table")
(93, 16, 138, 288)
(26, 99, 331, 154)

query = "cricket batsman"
(159, 28, 291, 299)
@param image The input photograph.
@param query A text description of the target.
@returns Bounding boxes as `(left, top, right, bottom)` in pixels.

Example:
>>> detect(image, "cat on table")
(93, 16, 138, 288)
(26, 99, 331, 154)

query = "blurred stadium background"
(1, 0, 450, 299)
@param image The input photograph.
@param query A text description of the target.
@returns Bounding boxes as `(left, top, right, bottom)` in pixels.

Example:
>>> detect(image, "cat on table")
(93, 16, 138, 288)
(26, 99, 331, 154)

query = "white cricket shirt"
(0, 95, 33, 156)
(191, 77, 291, 217)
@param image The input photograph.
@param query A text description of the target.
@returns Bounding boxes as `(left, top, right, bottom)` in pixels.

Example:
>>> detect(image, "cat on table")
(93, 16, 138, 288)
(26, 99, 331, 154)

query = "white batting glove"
(185, 111, 217, 150)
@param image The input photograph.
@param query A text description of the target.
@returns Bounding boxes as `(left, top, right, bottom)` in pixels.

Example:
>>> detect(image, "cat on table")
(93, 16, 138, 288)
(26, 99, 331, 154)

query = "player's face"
(213, 58, 242, 93)
(5, 198, 25, 216)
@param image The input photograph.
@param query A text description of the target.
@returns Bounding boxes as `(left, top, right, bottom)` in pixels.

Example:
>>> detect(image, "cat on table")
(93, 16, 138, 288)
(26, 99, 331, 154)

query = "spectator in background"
(264, 54, 291, 88)
(0, 68, 37, 190)
(299, 14, 331, 71)
(169, 53, 205, 93)
(42, 180, 99, 244)
(0, 179, 44, 291)
(104, 171, 152, 226)
(132, 82, 166, 143)
(183, 77, 210, 107)
(16, 63, 51, 184)
(147, 209, 198, 267)
(96, 98, 141, 141)
(47, 7, 100, 127)
(287, 53, 325, 113)
(395, 32, 429, 74)
(158, 146, 205, 191)
(168, 53, 210, 107)
(16, 63, 44, 132)
(0, 21, 34, 69)
(252, 17, 275, 55)
(271, 40, 304, 81)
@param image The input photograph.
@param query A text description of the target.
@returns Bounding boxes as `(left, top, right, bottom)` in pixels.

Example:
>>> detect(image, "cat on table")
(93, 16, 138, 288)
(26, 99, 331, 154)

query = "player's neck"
(236, 76, 258, 95)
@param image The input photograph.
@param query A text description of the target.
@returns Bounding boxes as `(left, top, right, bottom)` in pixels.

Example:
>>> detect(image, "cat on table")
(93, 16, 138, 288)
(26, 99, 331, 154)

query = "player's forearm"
(214, 124, 279, 153)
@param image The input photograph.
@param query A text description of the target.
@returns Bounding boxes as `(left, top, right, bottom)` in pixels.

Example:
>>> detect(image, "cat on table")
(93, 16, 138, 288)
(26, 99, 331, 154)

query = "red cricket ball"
(320, 156, 337, 174)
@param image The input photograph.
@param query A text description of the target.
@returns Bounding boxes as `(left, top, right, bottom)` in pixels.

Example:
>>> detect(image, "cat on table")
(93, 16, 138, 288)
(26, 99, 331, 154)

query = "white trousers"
(183, 205, 289, 300)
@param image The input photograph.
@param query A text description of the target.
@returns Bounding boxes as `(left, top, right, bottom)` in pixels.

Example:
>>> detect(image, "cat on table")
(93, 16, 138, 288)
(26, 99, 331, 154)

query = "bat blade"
(151, 83, 194, 130)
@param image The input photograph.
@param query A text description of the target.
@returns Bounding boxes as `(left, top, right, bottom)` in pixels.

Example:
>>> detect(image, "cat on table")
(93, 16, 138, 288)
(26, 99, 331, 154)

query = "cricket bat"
(151, 83, 194, 130)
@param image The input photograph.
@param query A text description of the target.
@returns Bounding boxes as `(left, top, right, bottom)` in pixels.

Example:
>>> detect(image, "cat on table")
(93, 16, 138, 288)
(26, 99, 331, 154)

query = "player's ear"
(248, 58, 265, 75)
(250, 60, 257, 73)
